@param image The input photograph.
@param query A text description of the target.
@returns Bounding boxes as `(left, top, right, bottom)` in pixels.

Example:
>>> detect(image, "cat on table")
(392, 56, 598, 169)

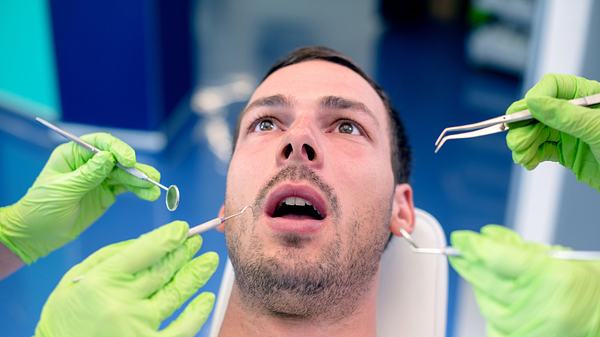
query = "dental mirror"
(166, 185, 180, 211)
(36, 117, 181, 212)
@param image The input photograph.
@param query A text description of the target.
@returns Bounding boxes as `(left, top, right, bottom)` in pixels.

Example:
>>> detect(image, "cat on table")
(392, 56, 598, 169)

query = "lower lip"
(265, 215, 324, 234)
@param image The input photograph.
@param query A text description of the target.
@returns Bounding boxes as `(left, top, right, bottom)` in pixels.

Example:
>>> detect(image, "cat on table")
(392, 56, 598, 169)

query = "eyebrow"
(320, 96, 379, 126)
(242, 94, 293, 116)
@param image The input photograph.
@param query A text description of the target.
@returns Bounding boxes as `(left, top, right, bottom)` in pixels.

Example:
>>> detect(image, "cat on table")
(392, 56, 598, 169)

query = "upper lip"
(264, 184, 328, 219)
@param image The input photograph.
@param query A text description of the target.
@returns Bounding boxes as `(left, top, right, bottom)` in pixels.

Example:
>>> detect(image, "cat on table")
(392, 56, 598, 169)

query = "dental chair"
(208, 208, 448, 337)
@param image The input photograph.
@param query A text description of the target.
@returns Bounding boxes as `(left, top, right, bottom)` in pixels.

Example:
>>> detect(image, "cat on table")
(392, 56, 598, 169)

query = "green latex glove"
(506, 74, 600, 191)
(0, 132, 161, 264)
(35, 220, 219, 337)
(449, 225, 600, 337)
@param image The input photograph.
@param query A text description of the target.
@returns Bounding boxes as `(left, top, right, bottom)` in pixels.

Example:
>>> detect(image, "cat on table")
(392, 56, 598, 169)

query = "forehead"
(246, 60, 387, 121)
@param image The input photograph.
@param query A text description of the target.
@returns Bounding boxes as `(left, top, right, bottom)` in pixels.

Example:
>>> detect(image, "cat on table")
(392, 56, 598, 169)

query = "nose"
(276, 125, 324, 169)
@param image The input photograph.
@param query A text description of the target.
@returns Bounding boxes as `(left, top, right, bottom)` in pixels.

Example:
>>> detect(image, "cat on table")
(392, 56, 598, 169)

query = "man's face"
(223, 60, 407, 318)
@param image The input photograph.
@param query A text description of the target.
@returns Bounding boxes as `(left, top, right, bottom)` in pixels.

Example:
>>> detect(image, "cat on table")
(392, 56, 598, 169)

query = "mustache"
(253, 165, 339, 219)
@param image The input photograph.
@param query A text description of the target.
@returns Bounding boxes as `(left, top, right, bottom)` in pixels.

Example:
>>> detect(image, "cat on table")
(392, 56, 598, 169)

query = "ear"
(389, 183, 415, 237)
(216, 205, 225, 232)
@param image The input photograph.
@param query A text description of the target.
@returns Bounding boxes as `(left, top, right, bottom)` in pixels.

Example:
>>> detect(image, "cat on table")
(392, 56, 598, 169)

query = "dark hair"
(233, 46, 411, 184)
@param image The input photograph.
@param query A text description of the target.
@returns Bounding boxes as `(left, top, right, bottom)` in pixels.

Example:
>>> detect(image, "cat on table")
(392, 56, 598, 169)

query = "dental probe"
(188, 205, 251, 236)
(399, 228, 600, 261)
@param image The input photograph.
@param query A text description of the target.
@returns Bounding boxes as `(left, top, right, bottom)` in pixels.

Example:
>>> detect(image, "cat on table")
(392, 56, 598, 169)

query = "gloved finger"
(135, 235, 202, 296)
(504, 97, 538, 153)
(471, 287, 513, 329)
(451, 230, 540, 278)
(480, 226, 554, 266)
(107, 163, 161, 201)
(522, 142, 560, 170)
(527, 96, 600, 146)
(547, 127, 561, 142)
(159, 292, 215, 337)
(62, 241, 131, 282)
(486, 326, 505, 337)
(111, 184, 128, 196)
(505, 98, 527, 115)
(48, 141, 94, 172)
(108, 163, 161, 189)
(80, 132, 136, 167)
(510, 125, 552, 166)
(525, 73, 600, 99)
(449, 257, 516, 306)
(516, 126, 561, 170)
(63, 151, 116, 193)
(525, 74, 579, 99)
(506, 122, 545, 156)
(125, 185, 162, 201)
(480, 225, 523, 244)
(483, 292, 548, 337)
(151, 252, 219, 322)
(450, 230, 483, 263)
(103, 221, 189, 274)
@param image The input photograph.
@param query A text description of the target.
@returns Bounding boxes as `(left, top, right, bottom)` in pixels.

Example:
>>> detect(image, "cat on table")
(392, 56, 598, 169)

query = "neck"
(218, 273, 380, 337)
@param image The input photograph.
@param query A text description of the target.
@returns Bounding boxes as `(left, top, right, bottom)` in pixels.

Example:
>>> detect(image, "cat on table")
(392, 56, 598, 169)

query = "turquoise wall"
(0, 0, 60, 119)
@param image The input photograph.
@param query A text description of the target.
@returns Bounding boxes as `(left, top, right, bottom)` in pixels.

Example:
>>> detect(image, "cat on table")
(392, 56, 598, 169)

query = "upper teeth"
(282, 197, 312, 207)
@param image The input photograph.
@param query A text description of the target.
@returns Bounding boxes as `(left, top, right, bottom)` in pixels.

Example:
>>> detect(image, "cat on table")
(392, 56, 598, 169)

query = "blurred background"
(1, 0, 599, 336)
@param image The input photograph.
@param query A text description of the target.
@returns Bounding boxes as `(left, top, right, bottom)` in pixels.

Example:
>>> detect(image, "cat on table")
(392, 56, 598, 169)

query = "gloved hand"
(0, 132, 161, 264)
(449, 225, 600, 337)
(506, 74, 600, 191)
(35, 220, 219, 337)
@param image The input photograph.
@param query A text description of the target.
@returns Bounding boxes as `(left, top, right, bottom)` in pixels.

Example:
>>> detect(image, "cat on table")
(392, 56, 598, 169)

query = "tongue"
(279, 214, 318, 220)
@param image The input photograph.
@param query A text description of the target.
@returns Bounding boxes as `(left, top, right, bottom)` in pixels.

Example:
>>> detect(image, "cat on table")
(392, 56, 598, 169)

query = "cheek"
(324, 141, 394, 230)
(233, 136, 281, 172)
(226, 140, 278, 207)
(325, 139, 394, 193)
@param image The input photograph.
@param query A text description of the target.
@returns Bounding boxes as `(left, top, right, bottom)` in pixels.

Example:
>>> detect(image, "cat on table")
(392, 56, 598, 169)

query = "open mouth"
(273, 196, 325, 220)
(265, 185, 328, 221)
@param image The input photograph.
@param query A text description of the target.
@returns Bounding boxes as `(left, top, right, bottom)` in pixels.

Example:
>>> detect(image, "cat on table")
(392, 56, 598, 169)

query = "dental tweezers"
(434, 93, 600, 153)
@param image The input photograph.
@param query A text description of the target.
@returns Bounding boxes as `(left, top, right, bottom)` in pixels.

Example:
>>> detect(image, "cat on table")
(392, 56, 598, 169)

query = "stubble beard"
(225, 165, 392, 321)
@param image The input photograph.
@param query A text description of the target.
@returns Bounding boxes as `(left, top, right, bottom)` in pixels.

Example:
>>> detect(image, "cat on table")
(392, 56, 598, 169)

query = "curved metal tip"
(242, 205, 254, 215)
(222, 204, 253, 222)
(434, 138, 446, 154)
(398, 228, 418, 250)
(239, 205, 250, 214)
(435, 128, 450, 147)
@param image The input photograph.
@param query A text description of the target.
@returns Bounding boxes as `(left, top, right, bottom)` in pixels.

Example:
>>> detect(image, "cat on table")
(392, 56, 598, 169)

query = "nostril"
(303, 144, 315, 161)
(283, 144, 293, 159)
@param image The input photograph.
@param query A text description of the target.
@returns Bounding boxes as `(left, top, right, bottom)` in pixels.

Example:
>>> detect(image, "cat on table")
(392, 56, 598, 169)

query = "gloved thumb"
(527, 96, 600, 147)
(64, 151, 115, 194)
(59, 241, 131, 284)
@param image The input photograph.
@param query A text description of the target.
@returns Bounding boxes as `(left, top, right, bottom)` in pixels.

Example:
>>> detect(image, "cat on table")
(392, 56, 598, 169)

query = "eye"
(336, 121, 361, 135)
(253, 118, 279, 132)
